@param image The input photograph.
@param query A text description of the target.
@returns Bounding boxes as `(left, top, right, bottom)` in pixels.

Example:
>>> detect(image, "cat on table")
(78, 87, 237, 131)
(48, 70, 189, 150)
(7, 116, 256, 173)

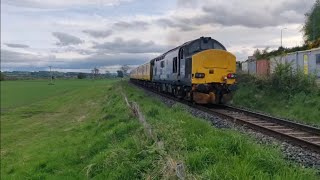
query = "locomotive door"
(178, 48, 185, 79)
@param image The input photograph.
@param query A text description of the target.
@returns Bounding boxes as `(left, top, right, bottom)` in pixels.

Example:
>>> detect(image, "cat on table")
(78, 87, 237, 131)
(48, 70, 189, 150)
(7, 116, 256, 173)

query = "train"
(130, 37, 237, 104)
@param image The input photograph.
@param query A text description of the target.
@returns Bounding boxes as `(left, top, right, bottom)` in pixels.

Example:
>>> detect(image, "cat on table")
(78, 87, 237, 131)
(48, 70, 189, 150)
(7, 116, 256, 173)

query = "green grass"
(1, 79, 108, 109)
(1, 79, 157, 179)
(232, 78, 320, 126)
(121, 82, 318, 179)
(1, 79, 318, 179)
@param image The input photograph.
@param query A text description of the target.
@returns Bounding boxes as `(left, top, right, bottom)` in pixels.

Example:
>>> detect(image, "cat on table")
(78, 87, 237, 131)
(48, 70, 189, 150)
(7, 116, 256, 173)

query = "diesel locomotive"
(130, 37, 237, 104)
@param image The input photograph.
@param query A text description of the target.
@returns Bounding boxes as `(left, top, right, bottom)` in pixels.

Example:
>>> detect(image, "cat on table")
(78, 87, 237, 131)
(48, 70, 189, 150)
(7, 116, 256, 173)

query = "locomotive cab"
(179, 37, 237, 104)
(191, 49, 236, 104)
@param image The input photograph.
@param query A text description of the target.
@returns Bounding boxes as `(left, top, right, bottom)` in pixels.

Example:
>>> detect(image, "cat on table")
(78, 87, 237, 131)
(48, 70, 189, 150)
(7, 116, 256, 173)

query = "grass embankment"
(1, 79, 318, 179)
(233, 67, 320, 126)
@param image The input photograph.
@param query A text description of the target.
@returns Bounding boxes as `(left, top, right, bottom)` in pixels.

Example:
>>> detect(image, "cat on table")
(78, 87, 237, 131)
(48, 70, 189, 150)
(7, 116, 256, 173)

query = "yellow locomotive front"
(191, 49, 237, 104)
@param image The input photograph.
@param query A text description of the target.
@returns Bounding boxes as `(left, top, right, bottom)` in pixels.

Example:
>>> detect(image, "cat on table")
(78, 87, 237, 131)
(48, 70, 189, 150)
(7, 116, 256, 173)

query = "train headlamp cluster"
(227, 73, 236, 79)
(195, 73, 205, 78)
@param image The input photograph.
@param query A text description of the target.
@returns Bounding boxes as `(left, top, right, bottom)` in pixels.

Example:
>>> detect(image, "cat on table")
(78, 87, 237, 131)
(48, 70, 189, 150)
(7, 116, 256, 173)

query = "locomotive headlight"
(195, 73, 205, 78)
(227, 73, 236, 79)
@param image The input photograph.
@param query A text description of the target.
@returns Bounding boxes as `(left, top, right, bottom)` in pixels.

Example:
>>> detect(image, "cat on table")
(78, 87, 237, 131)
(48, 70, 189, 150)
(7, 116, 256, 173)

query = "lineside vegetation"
(233, 63, 320, 126)
(0, 79, 318, 179)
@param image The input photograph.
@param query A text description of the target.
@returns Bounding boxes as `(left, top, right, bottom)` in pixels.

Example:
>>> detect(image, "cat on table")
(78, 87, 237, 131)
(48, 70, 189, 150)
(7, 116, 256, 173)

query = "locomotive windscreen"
(187, 38, 226, 56)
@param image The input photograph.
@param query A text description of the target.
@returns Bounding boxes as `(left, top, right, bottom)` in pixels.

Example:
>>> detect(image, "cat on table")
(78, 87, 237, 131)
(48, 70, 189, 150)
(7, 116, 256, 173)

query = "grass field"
(1, 80, 104, 109)
(1, 79, 318, 179)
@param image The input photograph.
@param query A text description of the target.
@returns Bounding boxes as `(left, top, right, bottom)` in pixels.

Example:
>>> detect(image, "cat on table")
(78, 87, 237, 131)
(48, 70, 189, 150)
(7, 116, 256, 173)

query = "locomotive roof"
(151, 37, 225, 62)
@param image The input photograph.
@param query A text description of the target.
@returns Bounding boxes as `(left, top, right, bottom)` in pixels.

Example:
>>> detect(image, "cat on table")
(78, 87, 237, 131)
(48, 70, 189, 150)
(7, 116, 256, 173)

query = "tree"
(253, 49, 262, 59)
(120, 65, 130, 76)
(77, 73, 87, 79)
(117, 70, 124, 78)
(0, 71, 5, 81)
(303, 0, 320, 42)
(91, 67, 99, 79)
(105, 70, 112, 78)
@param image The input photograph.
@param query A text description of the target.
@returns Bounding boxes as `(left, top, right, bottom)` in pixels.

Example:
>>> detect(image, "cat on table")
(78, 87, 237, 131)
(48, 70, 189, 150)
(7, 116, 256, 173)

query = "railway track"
(203, 105, 320, 153)
(131, 82, 320, 153)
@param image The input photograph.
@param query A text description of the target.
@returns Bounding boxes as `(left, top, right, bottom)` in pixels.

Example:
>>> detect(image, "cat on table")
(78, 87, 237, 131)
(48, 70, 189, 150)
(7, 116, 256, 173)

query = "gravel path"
(142, 88, 320, 171)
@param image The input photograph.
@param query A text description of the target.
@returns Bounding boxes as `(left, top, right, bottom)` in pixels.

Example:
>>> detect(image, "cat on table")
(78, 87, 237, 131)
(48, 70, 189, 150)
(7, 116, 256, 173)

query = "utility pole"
(281, 27, 287, 48)
(49, 66, 54, 85)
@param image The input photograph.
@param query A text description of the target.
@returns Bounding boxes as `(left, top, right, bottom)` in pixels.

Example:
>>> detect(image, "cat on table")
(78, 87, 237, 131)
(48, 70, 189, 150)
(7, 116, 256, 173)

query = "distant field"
(1, 79, 105, 109)
(1, 79, 318, 179)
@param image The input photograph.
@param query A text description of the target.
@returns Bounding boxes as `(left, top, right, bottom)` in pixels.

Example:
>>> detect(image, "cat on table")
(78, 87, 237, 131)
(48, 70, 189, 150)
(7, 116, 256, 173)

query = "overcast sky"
(0, 0, 316, 72)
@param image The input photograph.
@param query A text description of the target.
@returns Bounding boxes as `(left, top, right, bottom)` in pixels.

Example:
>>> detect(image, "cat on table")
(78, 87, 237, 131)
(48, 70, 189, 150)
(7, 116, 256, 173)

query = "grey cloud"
(113, 21, 149, 30)
(93, 38, 169, 53)
(176, 0, 199, 8)
(200, 0, 313, 28)
(156, 18, 196, 31)
(1, 49, 150, 72)
(83, 21, 149, 35)
(158, 0, 314, 30)
(2, 0, 129, 9)
(50, 46, 94, 55)
(1, 49, 42, 63)
(277, 0, 313, 14)
(68, 53, 149, 68)
(52, 32, 83, 46)
(4, 43, 29, 48)
(0, 49, 58, 71)
(82, 29, 112, 38)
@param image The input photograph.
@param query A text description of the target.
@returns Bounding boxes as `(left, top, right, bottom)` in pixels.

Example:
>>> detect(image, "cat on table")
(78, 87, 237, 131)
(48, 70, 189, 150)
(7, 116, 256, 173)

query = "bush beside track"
(233, 63, 320, 126)
(1, 79, 318, 179)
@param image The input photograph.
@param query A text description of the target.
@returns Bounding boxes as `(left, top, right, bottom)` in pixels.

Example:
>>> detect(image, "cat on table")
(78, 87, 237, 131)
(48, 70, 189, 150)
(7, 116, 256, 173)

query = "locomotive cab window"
(188, 40, 201, 54)
(213, 42, 224, 50)
(179, 49, 184, 59)
(173, 57, 178, 73)
(160, 61, 165, 68)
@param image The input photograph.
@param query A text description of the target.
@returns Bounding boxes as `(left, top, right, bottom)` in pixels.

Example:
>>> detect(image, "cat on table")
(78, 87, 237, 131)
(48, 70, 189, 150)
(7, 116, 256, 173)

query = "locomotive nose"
(191, 49, 236, 84)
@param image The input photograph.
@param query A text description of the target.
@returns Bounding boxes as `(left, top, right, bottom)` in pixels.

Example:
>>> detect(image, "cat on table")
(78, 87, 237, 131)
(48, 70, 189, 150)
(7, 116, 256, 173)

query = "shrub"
(77, 73, 87, 79)
(270, 63, 317, 97)
(0, 71, 6, 81)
